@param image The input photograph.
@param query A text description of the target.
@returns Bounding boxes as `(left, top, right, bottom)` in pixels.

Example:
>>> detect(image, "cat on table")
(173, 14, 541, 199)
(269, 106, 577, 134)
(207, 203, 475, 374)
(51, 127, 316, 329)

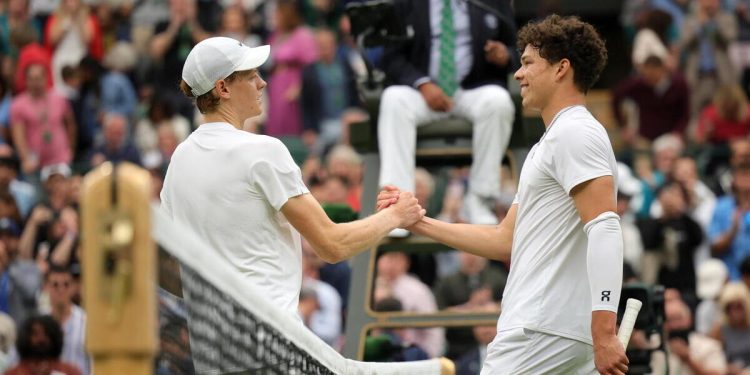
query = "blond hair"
(718, 282, 750, 326)
(326, 144, 362, 167)
(414, 167, 435, 197)
(714, 85, 749, 123)
(179, 70, 254, 114)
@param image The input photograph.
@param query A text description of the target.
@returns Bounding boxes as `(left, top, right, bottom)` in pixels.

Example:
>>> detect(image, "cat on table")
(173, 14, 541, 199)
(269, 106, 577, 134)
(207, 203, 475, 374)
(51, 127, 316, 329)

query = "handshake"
(376, 185, 426, 230)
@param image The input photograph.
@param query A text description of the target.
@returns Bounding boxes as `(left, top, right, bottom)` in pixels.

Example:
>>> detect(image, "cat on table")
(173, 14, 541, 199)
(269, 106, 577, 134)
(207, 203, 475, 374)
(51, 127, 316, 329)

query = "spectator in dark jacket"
(612, 55, 690, 147)
(300, 28, 361, 156)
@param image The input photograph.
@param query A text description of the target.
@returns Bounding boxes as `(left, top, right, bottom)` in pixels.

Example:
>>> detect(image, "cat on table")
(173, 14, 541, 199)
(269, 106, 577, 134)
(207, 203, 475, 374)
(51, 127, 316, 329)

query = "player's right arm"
(378, 186, 515, 262)
(282, 192, 424, 264)
(572, 176, 628, 375)
(411, 208, 515, 262)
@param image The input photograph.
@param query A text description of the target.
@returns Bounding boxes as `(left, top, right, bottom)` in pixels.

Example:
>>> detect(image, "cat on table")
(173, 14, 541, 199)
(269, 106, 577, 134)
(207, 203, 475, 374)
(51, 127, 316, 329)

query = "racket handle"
(617, 298, 643, 349)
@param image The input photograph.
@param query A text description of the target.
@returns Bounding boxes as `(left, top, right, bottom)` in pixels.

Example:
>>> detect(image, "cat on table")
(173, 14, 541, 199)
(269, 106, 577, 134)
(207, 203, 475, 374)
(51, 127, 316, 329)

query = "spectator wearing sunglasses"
(40, 265, 88, 375)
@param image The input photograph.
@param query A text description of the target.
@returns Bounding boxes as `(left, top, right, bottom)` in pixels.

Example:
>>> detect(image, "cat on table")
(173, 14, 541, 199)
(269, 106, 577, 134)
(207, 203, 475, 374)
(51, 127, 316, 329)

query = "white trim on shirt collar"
(196, 122, 237, 131)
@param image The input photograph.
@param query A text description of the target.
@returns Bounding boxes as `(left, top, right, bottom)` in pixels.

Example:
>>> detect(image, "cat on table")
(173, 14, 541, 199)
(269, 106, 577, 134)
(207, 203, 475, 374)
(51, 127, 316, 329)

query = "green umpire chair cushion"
(416, 117, 473, 151)
(416, 117, 473, 138)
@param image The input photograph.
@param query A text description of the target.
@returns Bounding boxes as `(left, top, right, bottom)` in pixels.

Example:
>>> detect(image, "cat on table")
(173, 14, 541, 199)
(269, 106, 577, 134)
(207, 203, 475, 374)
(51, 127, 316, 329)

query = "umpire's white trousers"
(377, 85, 514, 196)
(481, 328, 597, 374)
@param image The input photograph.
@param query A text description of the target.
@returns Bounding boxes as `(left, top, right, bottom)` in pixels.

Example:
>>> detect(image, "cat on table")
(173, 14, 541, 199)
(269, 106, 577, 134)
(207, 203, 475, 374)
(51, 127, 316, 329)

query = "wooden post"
(440, 357, 456, 375)
(81, 162, 156, 375)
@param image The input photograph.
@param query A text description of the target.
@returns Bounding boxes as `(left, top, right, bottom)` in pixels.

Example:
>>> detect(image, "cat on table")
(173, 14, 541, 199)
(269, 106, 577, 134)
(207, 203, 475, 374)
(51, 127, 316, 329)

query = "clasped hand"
(377, 186, 425, 228)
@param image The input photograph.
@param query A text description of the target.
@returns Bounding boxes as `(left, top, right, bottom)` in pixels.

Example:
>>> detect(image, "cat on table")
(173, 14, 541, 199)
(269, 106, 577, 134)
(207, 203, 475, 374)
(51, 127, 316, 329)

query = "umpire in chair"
(377, 0, 518, 233)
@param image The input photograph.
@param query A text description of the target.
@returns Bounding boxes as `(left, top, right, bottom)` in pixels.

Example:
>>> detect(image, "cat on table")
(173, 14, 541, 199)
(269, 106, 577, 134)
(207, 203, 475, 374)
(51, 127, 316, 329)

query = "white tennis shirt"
(495, 105, 618, 345)
(160, 122, 309, 315)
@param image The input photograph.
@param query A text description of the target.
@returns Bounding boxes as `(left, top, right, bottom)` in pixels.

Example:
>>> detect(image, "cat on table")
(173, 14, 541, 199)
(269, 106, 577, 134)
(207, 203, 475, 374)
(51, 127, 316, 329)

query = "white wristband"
(584, 211, 623, 312)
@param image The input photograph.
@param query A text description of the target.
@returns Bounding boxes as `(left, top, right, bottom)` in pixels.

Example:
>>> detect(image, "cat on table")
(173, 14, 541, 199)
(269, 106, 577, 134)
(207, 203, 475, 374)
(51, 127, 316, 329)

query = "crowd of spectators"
(0, 0, 367, 373)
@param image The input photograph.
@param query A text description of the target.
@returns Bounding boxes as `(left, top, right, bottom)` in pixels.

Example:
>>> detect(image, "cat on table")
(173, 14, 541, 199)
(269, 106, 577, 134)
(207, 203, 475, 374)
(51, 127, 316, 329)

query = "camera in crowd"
(345, 0, 404, 48)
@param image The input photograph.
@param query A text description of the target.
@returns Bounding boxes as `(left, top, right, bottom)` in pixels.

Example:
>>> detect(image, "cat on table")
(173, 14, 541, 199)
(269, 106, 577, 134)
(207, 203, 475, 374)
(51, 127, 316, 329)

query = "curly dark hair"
(517, 14, 607, 93)
(17, 315, 64, 360)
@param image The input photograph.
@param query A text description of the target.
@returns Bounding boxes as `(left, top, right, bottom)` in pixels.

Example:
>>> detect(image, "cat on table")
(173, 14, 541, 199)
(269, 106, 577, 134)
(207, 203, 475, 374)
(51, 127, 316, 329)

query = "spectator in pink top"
(265, 0, 318, 137)
(10, 63, 75, 178)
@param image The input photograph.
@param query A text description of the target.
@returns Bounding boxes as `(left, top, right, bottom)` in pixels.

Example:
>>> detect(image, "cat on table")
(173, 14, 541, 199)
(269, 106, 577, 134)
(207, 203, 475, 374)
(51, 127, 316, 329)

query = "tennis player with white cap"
(160, 36, 425, 317)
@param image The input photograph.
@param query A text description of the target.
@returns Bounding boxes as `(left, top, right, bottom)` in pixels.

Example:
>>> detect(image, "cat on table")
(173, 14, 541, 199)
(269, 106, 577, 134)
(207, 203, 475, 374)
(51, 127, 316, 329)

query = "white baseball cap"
(41, 163, 71, 182)
(182, 37, 270, 97)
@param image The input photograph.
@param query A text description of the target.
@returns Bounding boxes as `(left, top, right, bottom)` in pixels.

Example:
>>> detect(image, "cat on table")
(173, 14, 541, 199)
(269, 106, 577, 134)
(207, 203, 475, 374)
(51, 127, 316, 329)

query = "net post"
(439, 357, 455, 375)
(81, 162, 157, 375)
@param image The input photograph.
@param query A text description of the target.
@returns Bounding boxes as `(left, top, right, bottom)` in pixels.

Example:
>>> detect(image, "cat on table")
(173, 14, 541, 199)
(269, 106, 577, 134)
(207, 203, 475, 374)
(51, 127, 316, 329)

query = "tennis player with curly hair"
(379, 15, 628, 374)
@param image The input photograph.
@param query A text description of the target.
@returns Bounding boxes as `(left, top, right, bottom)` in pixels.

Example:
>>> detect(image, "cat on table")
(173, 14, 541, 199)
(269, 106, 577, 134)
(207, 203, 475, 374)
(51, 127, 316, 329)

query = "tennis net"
(152, 205, 451, 375)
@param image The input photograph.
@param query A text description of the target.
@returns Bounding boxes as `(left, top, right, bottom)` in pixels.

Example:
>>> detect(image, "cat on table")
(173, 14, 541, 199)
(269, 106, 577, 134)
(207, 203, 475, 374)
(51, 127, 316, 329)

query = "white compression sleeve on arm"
(584, 211, 623, 312)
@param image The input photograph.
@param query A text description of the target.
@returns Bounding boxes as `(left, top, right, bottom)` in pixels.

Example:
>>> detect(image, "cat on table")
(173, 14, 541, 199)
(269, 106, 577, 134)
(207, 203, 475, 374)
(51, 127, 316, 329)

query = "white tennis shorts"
(480, 328, 597, 374)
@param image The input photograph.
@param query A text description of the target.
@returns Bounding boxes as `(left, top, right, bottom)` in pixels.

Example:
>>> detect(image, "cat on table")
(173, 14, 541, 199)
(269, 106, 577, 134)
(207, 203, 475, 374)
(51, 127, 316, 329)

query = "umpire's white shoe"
(463, 193, 499, 225)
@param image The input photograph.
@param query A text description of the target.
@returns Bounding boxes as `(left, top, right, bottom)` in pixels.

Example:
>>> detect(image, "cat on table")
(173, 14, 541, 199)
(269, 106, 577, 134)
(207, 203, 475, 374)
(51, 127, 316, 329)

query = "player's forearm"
(409, 217, 511, 261)
(285, 194, 410, 263)
(591, 310, 618, 343)
(325, 209, 401, 261)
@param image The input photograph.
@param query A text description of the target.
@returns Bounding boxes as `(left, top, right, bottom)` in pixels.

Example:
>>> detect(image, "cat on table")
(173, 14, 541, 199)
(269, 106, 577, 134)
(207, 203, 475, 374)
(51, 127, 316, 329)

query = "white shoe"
(388, 228, 410, 238)
(463, 193, 499, 225)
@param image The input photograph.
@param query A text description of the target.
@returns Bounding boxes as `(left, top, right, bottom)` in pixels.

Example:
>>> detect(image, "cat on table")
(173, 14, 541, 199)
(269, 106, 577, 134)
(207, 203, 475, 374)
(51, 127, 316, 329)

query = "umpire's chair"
(346, 0, 542, 171)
